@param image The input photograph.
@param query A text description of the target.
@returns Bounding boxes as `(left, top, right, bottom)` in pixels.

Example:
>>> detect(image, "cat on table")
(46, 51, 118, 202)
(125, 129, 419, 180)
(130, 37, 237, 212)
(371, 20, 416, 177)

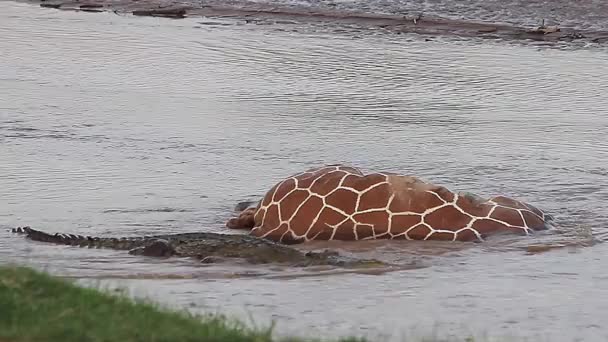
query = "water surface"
(1, 2, 608, 341)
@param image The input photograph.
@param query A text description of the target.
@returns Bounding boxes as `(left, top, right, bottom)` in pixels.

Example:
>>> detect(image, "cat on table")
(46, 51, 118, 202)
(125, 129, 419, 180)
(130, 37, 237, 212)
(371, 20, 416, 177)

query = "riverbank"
(14, 0, 608, 46)
(0, 265, 369, 342)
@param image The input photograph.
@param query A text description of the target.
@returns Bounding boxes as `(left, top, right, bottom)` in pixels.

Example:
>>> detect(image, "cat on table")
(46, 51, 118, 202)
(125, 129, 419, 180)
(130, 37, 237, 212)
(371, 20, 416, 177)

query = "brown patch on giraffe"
(490, 206, 524, 226)
(523, 203, 545, 218)
(521, 210, 547, 230)
(490, 196, 529, 210)
(389, 190, 445, 214)
(317, 206, 348, 226)
(342, 174, 387, 192)
(263, 204, 281, 228)
(271, 178, 296, 202)
(309, 171, 346, 196)
(424, 206, 471, 230)
(357, 182, 392, 211)
(279, 189, 310, 221)
(390, 233, 409, 240)
(296, 173, 319, 189)
(431, 185, 456, 203)
(254, 207, 266, 225)
(471, 218, 505, 231)
(390, 214, 422, 234)
(251, 220, 288, 240)
(455, 195, 487, 216)
(305, 207, 350, 241)
(309, 227, 334, 240)
(261, 186, 276, 207)
(332, 219, 357, 240)
(374, 232, 390, 239)
(279, 228, 306, 245)
(325, 188, 359, 214)
(354, 223, 375, 239)
(475, 203, 495, 217)
(454, 228, 481, 241)
(426, 231, 456, 241)
(471, 218, 527, 235)
(405, 224, 432, 240)
(290, 195, 325, 233)
(270, 223, 288, 241)
(352, 210, 390, 227)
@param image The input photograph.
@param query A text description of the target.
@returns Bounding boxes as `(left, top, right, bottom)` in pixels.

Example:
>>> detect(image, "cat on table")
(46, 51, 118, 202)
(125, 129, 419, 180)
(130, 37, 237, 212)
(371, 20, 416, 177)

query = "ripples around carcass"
(2, 2, 608, 341)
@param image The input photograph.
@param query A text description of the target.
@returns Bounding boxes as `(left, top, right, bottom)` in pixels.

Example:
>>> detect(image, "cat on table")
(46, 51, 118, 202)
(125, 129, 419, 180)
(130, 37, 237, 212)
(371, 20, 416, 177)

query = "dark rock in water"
(79, 4, 104, 12)
(234, 200, 257, 212)
(80, 3, 103, 9)
(592, 36, 608, 43)
(40, 3, 62, 8)
(200, 256, 224, 264)
(132, 7, 189, 18)
(478, 27, 498, 33)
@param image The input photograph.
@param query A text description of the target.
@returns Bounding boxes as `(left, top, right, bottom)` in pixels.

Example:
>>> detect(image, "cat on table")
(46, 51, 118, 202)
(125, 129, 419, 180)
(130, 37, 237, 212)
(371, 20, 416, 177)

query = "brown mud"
(17, 0, 608, 45)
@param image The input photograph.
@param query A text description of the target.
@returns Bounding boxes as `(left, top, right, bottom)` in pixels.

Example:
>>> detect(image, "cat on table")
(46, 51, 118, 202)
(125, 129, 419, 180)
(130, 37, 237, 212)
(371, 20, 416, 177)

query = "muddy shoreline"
(14, 0, 608, 46)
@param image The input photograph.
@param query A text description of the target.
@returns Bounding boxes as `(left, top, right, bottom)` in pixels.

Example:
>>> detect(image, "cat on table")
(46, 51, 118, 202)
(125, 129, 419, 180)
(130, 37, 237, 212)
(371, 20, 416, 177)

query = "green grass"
(0, 265, 365, 342)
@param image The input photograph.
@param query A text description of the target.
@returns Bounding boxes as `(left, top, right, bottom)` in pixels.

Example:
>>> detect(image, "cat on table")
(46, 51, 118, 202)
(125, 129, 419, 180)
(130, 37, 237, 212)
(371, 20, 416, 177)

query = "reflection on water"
(1, 2, 608, 341)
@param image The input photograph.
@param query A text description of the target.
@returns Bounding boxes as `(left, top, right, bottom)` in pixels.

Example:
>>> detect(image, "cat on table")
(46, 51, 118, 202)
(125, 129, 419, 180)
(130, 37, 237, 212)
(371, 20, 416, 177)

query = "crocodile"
(10, 226, 388, 268)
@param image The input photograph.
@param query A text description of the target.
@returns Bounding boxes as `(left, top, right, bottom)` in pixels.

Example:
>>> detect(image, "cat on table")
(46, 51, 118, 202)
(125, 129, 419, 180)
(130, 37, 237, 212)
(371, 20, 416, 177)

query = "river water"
(1, 1, 608, 341)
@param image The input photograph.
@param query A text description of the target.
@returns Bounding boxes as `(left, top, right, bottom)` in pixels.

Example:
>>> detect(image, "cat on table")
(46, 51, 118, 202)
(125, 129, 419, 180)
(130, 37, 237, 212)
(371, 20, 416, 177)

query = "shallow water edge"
(12, 0, 608, 47)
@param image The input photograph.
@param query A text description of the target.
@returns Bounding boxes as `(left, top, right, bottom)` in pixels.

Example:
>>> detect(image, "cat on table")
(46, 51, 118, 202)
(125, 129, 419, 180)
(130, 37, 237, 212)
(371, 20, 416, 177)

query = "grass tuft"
(0, 264, 363, 342)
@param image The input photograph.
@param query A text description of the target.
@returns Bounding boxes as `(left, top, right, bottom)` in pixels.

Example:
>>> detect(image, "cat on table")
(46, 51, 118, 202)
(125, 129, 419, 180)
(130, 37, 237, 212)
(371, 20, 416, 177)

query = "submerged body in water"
(10, 164, 553, 271)
(228, 164, 552, 243)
